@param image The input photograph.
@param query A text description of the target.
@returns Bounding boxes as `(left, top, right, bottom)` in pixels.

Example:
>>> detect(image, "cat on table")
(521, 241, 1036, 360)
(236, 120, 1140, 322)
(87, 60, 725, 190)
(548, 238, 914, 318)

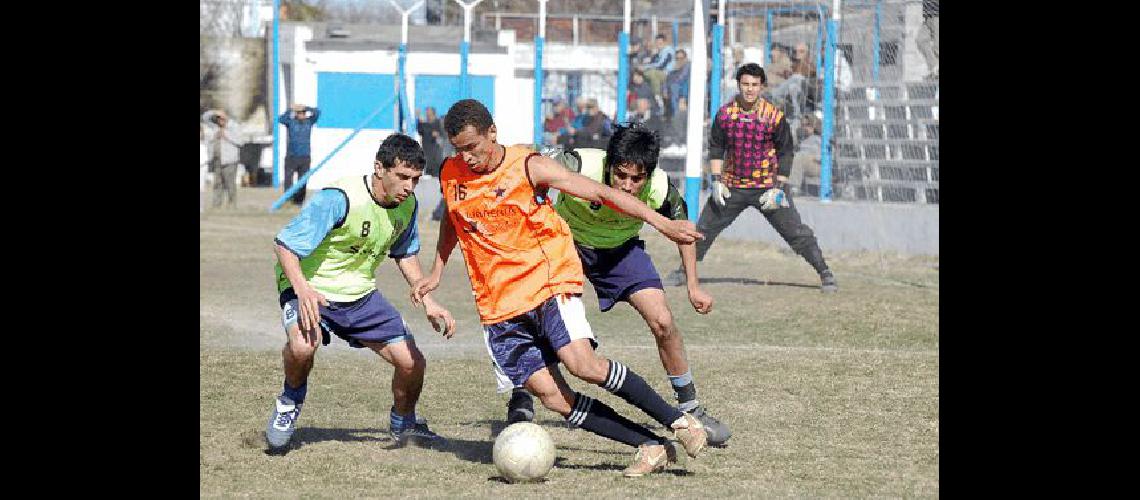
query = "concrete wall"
(706, 195, 939, 256)
(408, 179, 938, 256)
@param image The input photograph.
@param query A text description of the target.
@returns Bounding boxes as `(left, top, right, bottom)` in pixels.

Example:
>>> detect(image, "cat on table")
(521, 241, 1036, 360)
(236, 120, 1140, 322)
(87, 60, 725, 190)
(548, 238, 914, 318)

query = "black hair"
(655, 33, 666, 41)
(605, 122, 660, 179)
(375, 133, 425, 170)
(444, 99, 494, 138)
(735, 63, 767, 85)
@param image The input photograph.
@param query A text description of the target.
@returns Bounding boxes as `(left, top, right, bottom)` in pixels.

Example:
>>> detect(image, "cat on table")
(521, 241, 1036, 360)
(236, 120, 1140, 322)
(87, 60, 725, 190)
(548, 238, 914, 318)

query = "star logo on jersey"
(494, 187, 506, 198)
(589, 201, 602, 210)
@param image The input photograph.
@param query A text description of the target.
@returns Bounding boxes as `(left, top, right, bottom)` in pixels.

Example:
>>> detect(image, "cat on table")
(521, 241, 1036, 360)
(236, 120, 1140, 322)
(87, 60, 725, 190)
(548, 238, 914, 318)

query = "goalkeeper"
(664, 63, 837, 293)
(507, 123, 732, 446)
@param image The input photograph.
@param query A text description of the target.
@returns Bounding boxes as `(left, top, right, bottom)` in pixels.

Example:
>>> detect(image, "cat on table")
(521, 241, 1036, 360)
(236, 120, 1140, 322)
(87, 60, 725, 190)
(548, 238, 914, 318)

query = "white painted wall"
(290, 47, 530, 189)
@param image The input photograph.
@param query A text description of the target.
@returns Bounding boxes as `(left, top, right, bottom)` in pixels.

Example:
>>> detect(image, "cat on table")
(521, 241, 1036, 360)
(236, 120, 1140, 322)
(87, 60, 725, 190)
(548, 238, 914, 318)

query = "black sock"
(599, 360, 684, 428)
(565, 392, 660, 447)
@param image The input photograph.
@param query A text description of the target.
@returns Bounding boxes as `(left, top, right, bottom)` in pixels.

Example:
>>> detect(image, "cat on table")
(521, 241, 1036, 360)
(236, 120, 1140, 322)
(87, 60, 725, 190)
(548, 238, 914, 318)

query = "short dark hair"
(375, 133, 425, 170)
(605, 122, 660, 179)
(655, 34, 666, 41)
(676, 48, 687, 57)
(735, 63, 767, 84)
(444, 99, 494, 137)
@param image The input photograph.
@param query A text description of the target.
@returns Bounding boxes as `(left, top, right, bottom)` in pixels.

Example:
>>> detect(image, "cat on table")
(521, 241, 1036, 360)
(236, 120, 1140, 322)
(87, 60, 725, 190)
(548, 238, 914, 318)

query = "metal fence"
(199, 0, 938, 205)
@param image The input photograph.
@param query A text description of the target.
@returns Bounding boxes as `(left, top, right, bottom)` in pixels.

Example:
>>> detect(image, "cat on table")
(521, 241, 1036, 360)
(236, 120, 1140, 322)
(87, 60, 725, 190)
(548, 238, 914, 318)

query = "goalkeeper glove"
(759, 183, 790, 212)
(711, 174, 731, 206)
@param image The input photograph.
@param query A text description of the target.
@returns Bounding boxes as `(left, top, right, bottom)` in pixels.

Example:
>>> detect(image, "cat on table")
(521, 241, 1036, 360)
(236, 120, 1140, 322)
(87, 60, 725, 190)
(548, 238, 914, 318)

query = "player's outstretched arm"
(395, 255, 456, 338)
(527, 155, 703, 244)
(410, 214, 458, 306)
(678, 242, 713, 314)
(274, 242, 328, 346)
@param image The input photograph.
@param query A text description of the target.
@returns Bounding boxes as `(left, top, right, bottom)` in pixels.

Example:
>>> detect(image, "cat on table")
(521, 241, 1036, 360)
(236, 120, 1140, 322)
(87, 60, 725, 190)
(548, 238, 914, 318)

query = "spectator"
(279, 103, 321, 207)
(629, 97, 666, 137)
(627, 36, 650, 69)
(200, 124, 208, 213)
(917, 0, 939, 80)
(790, 42, 818, 111)
(788, 114, 822, 196)
(572, 98, 612, 149)
(765, 46, 807, 119)
(543, 100, 572, 145)
(416, 106, 445, 176)
(416, 106, 448, 221)
(202, 109, 245, 209)
(790, 42, 817, 80)
(628, 69, 658, 117)
(641, 34, 675, 97)
(766, 45, 794, 87)
(666, 49, 691, 117)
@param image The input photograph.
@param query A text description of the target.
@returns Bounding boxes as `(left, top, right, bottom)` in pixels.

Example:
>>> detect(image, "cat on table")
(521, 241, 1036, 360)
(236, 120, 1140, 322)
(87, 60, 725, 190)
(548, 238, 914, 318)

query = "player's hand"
(711, 178, 731, 206)
(296, 285, 329, 346)
(758, 187, 790, 212)
(409, 276, 440, 306)
(688, 286, 713, 314)
(423, 299, 456, 339)
(656, 219, 703, 245)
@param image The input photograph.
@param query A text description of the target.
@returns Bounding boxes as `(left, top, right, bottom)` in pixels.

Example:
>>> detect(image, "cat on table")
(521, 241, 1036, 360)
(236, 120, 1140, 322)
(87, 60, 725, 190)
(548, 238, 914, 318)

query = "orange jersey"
(440, 145, 584, 324)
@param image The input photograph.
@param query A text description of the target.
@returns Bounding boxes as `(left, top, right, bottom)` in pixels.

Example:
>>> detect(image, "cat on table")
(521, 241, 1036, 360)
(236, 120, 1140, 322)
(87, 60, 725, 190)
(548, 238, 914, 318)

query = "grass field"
(200, 186, 939, 497)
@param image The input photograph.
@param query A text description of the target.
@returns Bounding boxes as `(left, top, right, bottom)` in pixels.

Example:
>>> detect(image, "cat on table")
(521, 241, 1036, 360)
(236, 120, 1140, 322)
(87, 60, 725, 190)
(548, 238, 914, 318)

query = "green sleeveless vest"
(553, 148, 669, 249)
(275, 175, 416, 302)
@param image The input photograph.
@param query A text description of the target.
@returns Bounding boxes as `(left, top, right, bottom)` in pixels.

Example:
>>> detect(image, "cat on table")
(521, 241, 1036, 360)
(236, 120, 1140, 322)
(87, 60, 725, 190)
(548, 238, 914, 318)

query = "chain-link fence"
(199, 0, 937, 205)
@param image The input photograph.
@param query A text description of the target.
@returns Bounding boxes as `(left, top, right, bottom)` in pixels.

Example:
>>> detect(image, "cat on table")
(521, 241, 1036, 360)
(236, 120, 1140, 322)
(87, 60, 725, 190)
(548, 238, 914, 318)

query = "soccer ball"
(493, 422, 556, 483)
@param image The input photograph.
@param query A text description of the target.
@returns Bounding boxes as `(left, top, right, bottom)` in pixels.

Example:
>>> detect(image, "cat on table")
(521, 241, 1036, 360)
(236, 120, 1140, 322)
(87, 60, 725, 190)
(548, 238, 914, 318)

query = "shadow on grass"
(555, 457, 694, 476)
(263, 427, 497, 463)
(673, 277, 819, 289)
(263, 427, 390, 455)
(476, 418, 570, 438)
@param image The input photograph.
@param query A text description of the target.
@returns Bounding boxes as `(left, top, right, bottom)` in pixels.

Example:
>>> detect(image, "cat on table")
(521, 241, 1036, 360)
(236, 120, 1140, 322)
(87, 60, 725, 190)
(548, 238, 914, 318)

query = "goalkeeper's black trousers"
(694, 186, 829, 275)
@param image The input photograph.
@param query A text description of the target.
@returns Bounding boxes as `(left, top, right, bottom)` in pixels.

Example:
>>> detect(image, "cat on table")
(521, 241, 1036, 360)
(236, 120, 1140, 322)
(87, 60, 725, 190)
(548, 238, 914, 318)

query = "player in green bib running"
(502, 123, 732, 445)
(265, 133, 456, 451)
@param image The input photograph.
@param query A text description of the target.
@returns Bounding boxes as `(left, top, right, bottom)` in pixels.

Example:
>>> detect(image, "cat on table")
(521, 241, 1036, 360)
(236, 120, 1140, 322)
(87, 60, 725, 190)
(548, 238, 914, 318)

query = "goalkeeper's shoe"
(266, 395, 303, 450)
(820, 269, 839, 293)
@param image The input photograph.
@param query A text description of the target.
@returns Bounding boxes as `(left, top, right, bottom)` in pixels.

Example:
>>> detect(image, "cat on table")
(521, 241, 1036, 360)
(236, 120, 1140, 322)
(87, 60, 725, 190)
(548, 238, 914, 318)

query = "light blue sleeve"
(274, 189, 349, 259)
(388, 198, 421, 259)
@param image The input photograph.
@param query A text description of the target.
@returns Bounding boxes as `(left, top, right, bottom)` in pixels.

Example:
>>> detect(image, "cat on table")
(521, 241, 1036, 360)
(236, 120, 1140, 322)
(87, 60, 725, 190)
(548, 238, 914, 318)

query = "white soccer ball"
(493, 422, 556, 483)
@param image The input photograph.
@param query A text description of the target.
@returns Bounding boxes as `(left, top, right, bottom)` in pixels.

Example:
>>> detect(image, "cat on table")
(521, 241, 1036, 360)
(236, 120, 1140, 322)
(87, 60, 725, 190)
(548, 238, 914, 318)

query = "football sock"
(390, 407, 414, 432)
(668, 370, 699, 412)
(282, 380, 308, 405)
(599, 360, 684, 427)
(566, 392, 661, 447)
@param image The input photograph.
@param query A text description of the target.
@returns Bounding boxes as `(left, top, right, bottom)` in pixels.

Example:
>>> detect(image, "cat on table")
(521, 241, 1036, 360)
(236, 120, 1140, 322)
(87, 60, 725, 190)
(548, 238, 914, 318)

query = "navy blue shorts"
(574, 239, 663, 312)
(279, 288, 411, 349)
(484, 294, 597, 391)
